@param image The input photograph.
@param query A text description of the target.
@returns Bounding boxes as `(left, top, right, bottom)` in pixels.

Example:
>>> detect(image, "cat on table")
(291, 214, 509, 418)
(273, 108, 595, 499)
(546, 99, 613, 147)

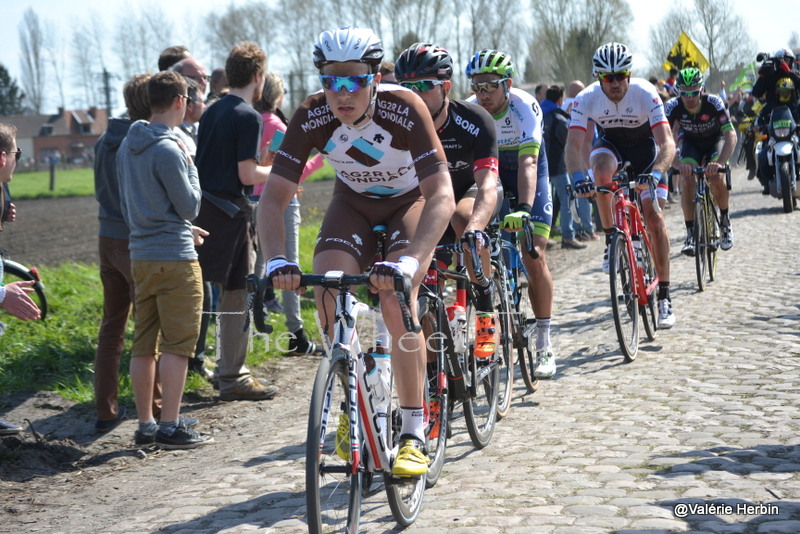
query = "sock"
(472, 282, 493, 314)
(399, 407, 425, 442)
(604, 228, 614, 246)
(158, 420, 178, 435)
(720, 209, 729, 225)
(536, 317, 551, 350)
(138, 418, 157, 436)
(685, 220, 694, 231)
(658, 281, 671, 301)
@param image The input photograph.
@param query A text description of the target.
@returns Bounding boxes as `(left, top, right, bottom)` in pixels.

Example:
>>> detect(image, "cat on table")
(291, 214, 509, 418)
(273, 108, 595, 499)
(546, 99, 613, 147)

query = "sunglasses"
(319, 74, 375, 93)
(679, 89, 702, 97)
(597, 71, 631, 83)
(399, 79, 445, 93)
(4, 149, 21, 162)
(470, 77, 508, 94)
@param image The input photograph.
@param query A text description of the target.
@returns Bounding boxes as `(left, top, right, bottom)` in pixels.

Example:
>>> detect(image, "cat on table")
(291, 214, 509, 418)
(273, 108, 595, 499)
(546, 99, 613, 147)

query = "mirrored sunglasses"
(597, 71, 631, 83)
(679, 89, 702, 97)
(470, 77, 508, 94)
(399, 79, 445, 93)
(319, 74, 375, 93)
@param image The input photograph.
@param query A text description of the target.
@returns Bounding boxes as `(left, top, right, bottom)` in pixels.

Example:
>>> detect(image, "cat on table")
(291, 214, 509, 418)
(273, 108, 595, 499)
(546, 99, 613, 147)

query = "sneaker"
(681, 235, 696, 257)
(0, 419, 22, 435)
(561, 238, 587, 250)
(265, 297, 283, 313)
(155, 424, 213, 450)
(747, 168, 756, 181)
(577, 232, 598, 242)
(720, 225, 734, 251)
(285, 328, 324, 356)
(177, 415, 198, 429)
(335, 413, 350, 461)
(533, 348, 556, 379)
(134, 430, 156, 445)
(602, 246, 610, 274)
(95, 405, 127, 433)
(392, 437, 429, 478)
(762, 185, 770, 195)
(219, 377, 278, 401)
(474, 313, 498, 359)
(657, 299, 676, 330)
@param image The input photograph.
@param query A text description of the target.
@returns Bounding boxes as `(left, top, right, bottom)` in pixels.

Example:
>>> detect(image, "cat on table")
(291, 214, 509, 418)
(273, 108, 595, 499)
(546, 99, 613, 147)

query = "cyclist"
(258, 27, 455, 478)
(565, 42, 677, 329)
(664, 67, 737, 253)
(465, 49, 557, 379)
(394, 43, 501, 359)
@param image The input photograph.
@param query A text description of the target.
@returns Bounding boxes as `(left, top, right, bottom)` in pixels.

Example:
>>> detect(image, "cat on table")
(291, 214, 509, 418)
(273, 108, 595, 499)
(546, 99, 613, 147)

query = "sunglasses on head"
(4, 149, 21, 162)
(399, 79, 445, 93)
(319, 74, 375, 93)
(597, 71, 630, 83)
(470, 77, 508, 94)
(679, 89, 702, 97)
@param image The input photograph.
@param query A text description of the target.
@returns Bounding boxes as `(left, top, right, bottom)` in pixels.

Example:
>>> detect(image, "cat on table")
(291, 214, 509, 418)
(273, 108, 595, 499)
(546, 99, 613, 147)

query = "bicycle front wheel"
(463, 299, 499, 448)
(3, 259, 48, 320)
(492, 263, 514, 419)
(705, 195, 719, 282)
(385, 399, 426, 526)
(608, 233, 639, 361)
(638, 236, 658, 342)
(420, 299, 449, 488)
(693, 199, 708, 291)
(306, 353, 361, 534)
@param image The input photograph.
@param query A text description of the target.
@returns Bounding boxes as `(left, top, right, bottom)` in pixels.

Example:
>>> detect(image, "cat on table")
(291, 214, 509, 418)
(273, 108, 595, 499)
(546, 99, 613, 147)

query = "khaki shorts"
(131, 260, 203, 358)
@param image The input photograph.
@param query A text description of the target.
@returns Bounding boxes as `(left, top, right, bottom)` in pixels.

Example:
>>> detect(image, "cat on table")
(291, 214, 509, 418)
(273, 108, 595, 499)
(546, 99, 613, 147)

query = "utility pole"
(103, 68, 113, 118)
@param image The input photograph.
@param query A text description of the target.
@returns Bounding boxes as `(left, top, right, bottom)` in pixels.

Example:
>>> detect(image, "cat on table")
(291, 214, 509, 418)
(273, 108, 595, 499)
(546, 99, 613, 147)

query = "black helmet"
(395, 43, 453, 81)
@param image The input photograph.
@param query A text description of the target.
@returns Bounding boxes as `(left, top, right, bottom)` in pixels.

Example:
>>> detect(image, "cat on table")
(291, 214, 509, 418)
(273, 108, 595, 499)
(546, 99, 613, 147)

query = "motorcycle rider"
(752, 49, 800, 194)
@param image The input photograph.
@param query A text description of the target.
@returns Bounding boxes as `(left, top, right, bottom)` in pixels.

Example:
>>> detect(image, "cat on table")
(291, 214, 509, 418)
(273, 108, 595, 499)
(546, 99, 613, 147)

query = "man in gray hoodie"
(117, 71, 212, 450)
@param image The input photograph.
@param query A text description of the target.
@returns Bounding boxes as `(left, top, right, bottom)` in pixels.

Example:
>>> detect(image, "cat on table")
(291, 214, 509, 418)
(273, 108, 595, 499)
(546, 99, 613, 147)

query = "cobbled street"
(2, 169, 798, 534)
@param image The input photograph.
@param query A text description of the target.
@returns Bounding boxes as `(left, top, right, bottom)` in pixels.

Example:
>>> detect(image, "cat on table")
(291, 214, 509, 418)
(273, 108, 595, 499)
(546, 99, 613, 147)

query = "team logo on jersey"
(346, 138, 384, 167)
(653, 98, 659, 104)
(699, 114, 710, 121)
(353, 234, 363, 246)
(626, 107, 633, 114)
(604, 109, 610, 115)
(374, 134, 385, 144)
(505, 117, 512, 126)
(339, 133, 349, 143)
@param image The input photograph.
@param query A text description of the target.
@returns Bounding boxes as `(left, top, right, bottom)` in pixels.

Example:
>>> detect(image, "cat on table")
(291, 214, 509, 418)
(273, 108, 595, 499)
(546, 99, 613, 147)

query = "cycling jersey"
(569, 78, 668, 148)
(272, 85, 447, 199)
(664, 94, 733, 143)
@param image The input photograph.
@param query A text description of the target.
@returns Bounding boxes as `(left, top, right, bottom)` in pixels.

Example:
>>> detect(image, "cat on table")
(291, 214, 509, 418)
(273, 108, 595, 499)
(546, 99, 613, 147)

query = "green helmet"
(465, 49, 515, 78)
(676, 67, 704, 88)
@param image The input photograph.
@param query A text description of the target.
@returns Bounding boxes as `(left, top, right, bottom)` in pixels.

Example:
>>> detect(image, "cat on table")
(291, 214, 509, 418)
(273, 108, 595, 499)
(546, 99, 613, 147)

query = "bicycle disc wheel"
(706, 196, 719, 282)
(306, 353, 361, 534)
(514, 269, 539, 393)
(462, 299, 499, 448)
(694, 200, 708, 291)
(638, 237, 658, 342)
(2, 260, 48, 320)
(384, 397, 426, 526)
(421, 300, 449, 488)
(492, 264, 514, 419)
(608, 233, 639, 362)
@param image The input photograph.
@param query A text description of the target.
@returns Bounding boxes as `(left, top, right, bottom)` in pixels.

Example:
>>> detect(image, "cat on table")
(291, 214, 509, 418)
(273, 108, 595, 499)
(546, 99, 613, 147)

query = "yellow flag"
(662, 31, 710, 73)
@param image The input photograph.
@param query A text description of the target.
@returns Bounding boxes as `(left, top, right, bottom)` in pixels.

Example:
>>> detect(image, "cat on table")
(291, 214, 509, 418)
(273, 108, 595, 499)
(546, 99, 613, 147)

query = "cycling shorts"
(592, 135, 668, 201)
(680, 137, 725, 167)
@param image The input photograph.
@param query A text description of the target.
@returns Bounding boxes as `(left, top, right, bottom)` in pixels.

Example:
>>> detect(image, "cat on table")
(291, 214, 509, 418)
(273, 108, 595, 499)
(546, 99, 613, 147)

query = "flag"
(662, 31, 710, 73)
(730, 62, 757, 91)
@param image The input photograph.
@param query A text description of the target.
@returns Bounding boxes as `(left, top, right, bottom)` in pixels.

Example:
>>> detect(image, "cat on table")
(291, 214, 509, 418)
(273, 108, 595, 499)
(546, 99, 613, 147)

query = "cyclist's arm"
(257, 171, 299, 263)
(465, 167, 499, 234)
(516, 153, 537, 207)
(565, 126, 588, 178)
(717, 127, 738, 167)
(670, 121, 684, 169)
(651, 122, 676, 175)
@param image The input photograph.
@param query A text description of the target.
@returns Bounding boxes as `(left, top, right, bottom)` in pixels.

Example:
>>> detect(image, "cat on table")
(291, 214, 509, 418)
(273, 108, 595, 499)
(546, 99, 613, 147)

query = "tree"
(43, 20, 68, 110)
(18, 8, 46, 113)
(115, 5, 174, 79)
(692, 0, 755, 89)
(646, 9, 694, 77)
(205, 2, 275, 69)
(0, 65, 26, 116)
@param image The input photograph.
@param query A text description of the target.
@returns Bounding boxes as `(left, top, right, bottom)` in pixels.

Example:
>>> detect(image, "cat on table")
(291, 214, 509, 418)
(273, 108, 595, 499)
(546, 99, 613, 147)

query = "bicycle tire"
(638, 236, 658, 342)
(462, 298, 499, 448)
(514, 269, 539, 393)
(492, 264, 514, 419)
(384, 394, 426, 527)
(608, 233, 639, 362)
(420, 298, 449, 488)
(706, 195, 719, 282)
(694, 199, 708, 291)
(2, 260, 48, 320)
(306, 352, 361, 534)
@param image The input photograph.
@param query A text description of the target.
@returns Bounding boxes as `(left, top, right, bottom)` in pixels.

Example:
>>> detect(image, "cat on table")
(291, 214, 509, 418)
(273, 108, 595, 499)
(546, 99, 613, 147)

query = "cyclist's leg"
(679, 142, 702, 254)
(589, 136, 623, 233)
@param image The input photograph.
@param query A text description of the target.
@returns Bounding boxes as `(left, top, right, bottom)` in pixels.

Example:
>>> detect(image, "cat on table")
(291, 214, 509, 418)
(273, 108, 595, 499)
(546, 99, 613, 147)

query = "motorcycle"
(765, 106, 800, 213)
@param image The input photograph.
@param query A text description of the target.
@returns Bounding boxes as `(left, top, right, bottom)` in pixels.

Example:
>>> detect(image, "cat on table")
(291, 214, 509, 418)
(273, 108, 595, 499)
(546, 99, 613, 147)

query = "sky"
(0, 0, 797, 114)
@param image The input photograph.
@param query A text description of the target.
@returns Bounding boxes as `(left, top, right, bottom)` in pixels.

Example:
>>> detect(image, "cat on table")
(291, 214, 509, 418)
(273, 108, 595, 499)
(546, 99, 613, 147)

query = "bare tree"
(646, 9, 695, 76)
(18, 8, 46, 113)
(43, 20, 67, 110)
(72, 18, 103, 109)
(115, 5, 174, 79)
(692, 0, 755, 88)
(205, 2, 275, 68)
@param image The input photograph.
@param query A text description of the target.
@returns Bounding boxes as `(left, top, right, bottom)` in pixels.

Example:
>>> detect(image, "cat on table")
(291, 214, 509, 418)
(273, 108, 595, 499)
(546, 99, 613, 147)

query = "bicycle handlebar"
(668, 165, 732, 190)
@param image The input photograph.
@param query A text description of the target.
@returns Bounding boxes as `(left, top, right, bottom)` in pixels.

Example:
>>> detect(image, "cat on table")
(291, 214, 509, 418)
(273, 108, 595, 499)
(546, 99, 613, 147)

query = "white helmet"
(592, 42, 633, 77)
(313, 27, 384, 72)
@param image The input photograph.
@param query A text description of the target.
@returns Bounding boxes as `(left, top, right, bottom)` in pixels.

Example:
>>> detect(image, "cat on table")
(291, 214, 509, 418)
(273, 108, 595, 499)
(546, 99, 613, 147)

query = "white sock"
(399, 407, 425, 442)
(536, 317, 551, 349)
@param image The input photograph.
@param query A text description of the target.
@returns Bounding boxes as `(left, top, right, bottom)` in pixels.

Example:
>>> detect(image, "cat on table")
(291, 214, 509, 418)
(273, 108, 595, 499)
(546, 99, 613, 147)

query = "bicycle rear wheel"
(3, 259, 48, 320)
(306, 353, 361, 534)
(638, 236, 658, 342)
(706, 195, 719, 282)
(514, 269, 539, 393)
(462, 299, 499, 448)
(420, 299, 449, 488)
(693, 199, 708, 291)
(608, 233, 639, 361)
(492, 264, 514, 419)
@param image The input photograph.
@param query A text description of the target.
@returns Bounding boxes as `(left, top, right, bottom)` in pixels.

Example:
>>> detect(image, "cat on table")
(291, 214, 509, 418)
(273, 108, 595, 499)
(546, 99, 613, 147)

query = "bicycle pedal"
(389, 474, 423, 484)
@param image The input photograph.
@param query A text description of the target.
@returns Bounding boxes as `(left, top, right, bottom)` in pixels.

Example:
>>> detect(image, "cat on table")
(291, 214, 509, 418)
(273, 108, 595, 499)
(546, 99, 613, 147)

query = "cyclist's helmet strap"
(313, 26, 384, 74)
(676, 67, 704, 88)
(395, 43, 453, 81)
(592, 42, 633, 78)
(465, 49, 515, 79)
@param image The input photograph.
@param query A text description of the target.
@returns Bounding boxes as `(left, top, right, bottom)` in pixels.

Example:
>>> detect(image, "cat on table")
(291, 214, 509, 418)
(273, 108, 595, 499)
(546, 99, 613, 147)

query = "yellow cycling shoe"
(335, 413, 350, 461)
(392, 438, 429, 477)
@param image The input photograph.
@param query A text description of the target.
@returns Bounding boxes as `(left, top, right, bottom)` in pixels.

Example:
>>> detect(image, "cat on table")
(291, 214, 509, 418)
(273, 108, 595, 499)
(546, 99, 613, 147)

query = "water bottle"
(632, 235, 644, 269)
(362, 341, 392, 444)
(446, 303, 467, 354)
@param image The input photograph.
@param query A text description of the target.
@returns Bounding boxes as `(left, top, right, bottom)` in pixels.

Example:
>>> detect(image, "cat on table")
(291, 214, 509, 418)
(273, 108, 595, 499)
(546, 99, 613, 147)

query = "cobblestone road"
(3, 169, 799, 533)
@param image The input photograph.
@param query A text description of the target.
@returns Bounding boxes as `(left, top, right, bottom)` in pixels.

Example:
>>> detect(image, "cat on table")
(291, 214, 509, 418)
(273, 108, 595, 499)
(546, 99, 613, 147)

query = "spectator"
(534, 83, 547, 102)
(379, 60, 397, 84)
(664, 67, 679, 93)
(158, 45, 190, 72)
(207, 67, 229, 104)
(195, 42, 278, 401)
(562, 80, 585, 114)
(93, 74, 166, 434)
(171, 57, 209, 100)
(252, 72, 324, 355)
(541, 85, 586, 250)
(117, 71, 212, 449)
(649, 76, 671, 102)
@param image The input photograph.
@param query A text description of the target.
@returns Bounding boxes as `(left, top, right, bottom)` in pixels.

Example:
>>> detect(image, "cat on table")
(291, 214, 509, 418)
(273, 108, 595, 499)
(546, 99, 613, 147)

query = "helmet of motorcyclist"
(675, 67, 704, 89)
(776, 77, 795, 103)
(395, 43, 453, 81)
(592, 42, 633, 77)
(773, 48, 795, 73)
(313, 27, 384, 73)
(465, 49, 515, 79)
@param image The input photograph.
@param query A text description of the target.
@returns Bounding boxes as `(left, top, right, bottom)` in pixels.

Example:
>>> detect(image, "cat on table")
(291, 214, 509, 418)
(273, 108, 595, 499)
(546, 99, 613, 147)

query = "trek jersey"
(569, 78, 668, 148)
(664, 94, 734, 143)
(271, 85, 447, 198)
(437, 99, 499, 199)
